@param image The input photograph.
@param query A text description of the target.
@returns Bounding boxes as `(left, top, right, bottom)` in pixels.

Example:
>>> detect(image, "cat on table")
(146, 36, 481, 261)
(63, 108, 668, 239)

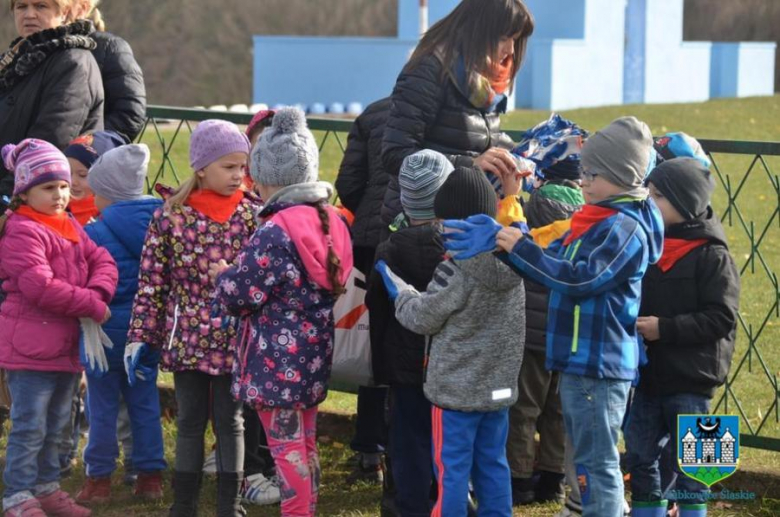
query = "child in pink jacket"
(0, 139, 118, 517)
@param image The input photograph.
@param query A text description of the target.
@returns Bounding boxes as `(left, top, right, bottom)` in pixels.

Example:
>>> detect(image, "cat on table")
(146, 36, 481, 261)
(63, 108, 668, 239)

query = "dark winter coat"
(0, 21, 104, 204)
(638, 209, 740, 398)
(522, 181, 584, 353)
(381, 54, 514, 226)
(91, 32, 146, 143)
(366, 223, 445, 386)
(335, 97, 391, 248)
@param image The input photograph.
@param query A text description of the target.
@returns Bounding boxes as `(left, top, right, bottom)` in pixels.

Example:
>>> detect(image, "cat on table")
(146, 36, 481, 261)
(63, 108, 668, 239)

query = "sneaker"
(123, 460, 137, 486)
(554, 507, 581, 517)
(345, 461, 383, 486)
(38, 490, 91, 516)
(134, 472, 164, 500)
(202, 450, 217, 476)
(75, 477, 111, 505)
(242, 473, 280, 506)
(4, 499, 46, 517)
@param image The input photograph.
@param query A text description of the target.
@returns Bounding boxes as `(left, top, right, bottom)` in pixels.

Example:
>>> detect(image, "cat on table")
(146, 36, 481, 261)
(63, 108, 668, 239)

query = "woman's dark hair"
(314, 200, 346, 298)
(406, 0, 534, 92)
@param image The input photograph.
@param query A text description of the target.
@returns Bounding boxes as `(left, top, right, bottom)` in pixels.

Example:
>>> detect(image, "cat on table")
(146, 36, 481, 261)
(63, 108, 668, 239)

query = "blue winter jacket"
(84, 198, 163, 371)
(500, 197, 664, 381)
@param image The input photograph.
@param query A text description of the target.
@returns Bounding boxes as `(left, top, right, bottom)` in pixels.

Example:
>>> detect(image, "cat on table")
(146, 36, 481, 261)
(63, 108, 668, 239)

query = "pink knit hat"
(2, 139, 71, 196)
(189, 120, 250, 172)
(246, 110, 275, 139)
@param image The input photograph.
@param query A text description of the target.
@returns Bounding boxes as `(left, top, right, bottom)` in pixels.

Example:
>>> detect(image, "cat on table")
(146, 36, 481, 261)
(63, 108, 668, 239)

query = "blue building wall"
(252, 0, 776, 112)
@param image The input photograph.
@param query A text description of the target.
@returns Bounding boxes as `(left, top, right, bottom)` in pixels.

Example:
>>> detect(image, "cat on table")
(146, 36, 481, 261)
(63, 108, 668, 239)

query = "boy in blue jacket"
(75, 144, 167, 504)
(443, 117, 664, 517)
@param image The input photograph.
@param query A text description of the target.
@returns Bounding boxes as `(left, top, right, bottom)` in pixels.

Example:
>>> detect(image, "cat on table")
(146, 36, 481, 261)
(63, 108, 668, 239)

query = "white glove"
(79, 318, 114, 375)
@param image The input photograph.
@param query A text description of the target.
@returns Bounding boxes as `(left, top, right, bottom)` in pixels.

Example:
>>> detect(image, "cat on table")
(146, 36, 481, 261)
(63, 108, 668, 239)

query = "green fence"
(140, 105, 780, 452)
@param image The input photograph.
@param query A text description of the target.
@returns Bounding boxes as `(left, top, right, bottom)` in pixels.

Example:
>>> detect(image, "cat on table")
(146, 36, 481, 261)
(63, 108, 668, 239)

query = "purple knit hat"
(189, 120, 250, 171)
(2, 139, 71, 196)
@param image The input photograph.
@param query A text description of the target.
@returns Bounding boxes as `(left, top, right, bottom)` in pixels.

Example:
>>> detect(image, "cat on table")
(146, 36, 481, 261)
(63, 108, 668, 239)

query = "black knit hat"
(434, 167, 498, 220)
(647, 157, 714, 220)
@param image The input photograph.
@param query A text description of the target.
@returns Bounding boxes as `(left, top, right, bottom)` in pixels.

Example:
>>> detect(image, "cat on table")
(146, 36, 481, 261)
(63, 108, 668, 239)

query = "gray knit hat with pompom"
(250, 107, 319, 186)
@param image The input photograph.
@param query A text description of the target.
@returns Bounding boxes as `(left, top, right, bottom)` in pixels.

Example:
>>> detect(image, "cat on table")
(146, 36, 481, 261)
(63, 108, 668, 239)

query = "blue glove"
(375, 260, 411, 301)
(124, 342, 153, 387)
(441, 215, 503, 260)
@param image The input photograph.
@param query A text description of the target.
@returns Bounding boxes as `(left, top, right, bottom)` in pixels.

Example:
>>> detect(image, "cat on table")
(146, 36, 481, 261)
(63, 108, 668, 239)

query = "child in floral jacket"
(126, 120, 260, 517)
(215, 108, 353, 517)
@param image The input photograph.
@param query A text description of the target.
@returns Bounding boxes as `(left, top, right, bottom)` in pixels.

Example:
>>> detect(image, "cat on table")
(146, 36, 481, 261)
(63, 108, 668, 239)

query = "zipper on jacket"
(167, 304, 180, 350)
(571, 305, 581, 354)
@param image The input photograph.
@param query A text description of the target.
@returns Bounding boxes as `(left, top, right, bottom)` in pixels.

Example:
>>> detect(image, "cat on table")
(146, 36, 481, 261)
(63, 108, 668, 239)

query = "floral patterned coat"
(216, 192, 353, 410)
(127, 188, 260, 375)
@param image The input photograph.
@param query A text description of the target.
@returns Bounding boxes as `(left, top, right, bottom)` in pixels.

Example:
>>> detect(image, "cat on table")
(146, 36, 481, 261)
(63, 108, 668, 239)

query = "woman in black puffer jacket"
(69, 0, 146, 142)
(0, 1, 104, 209)
(381, 0, 534, 227)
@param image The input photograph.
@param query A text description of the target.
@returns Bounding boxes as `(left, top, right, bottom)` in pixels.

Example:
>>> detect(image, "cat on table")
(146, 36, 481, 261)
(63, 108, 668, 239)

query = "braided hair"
(314, 200, 346, 297)
(0, 196, 24, 236)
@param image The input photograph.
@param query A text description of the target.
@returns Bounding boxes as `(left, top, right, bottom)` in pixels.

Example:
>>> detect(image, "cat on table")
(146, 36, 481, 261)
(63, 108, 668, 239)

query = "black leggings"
(173, 372, 244, 473)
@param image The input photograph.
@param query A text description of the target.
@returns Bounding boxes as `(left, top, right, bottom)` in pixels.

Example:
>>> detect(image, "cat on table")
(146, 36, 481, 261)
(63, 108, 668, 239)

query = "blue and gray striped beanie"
(399, 149, 454, 220)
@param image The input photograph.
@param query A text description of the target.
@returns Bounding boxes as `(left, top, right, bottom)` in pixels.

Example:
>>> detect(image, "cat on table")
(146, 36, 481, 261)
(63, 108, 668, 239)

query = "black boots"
(216, 472, 246, 517)
(534, 470, 566, 504)
(169, 471, 202, 517)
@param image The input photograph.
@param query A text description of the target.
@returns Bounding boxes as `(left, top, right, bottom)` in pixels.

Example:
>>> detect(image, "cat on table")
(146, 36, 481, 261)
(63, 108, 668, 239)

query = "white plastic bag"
(331, 268, 373, 386)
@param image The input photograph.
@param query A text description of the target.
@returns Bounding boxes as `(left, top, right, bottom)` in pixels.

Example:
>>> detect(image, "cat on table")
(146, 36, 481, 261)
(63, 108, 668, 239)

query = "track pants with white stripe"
(431, 406, 512, 517)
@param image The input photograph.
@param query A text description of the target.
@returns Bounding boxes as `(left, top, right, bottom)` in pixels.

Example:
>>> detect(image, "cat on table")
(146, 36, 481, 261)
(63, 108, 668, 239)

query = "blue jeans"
(625, 388, 711, 505)
(559, 373, 630, 517)
(84, 369, 167, 478)
(431, 406, 511, 517)
(3, 371, 78, 510)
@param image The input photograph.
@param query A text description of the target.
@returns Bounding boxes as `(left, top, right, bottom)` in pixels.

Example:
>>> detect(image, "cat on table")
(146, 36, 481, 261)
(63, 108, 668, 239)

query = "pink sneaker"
(37, 490, 91, 517)
(4, 498, 46, 517)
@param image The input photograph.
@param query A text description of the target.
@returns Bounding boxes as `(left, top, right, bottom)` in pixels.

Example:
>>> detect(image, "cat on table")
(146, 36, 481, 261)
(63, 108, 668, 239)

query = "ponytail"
(314, 201, 346, 297)
(88, 6, 106, 31)
(0, 196, 23, 236)
(164, 177, 199, 210)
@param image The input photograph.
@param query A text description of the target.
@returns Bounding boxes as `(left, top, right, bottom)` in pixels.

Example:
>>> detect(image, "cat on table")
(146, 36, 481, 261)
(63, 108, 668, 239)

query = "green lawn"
(3, 96, 779, 515)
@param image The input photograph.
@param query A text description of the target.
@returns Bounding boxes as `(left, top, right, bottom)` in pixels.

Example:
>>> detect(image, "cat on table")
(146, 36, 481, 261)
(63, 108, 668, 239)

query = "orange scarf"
(16, 205, 80, 243)
(186, 189, 244, 224)
(68, 196, 99, 226)
(563, 205, 618, 245)
(490, 54, 513, 95)
(657, 238, 707, 273)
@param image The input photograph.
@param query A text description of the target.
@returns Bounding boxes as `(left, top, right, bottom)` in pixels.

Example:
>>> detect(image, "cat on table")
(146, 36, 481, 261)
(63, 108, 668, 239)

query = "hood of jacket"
(664, 207, 728, 246)
(264, 182, 353, 291)
(98, 198, 162, 259)
(601, 196, 664, 265)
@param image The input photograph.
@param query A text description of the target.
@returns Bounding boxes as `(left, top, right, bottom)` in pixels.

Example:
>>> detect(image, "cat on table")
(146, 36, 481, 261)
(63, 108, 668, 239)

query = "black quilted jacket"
(381, 53, 514, 226)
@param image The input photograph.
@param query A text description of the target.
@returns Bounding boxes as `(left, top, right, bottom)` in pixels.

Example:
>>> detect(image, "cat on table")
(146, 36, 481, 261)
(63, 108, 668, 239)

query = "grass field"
(3, 96, 780, 516)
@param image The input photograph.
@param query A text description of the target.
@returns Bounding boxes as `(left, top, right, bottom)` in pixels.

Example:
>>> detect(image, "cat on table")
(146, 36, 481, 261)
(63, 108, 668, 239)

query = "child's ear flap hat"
(581, 116, 654, 191)
(2, 139, 71, 196)
(647, 157, 714, 220)
(251, 107, 319, 187)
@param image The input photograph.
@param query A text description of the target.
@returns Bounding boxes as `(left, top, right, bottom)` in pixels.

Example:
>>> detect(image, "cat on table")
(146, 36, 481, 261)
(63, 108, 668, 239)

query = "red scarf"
(657, 238, 707, 272)
(186, 189, 244, 224)
(68, 195, 99, 226)
(563, 205, 618, 245)
(16, 205, 80, 243)
(489, 55, 513, 95)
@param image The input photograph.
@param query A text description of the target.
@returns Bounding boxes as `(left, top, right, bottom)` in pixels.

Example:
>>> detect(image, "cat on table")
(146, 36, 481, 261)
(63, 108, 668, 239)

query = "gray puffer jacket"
(395, 253, 525, 412)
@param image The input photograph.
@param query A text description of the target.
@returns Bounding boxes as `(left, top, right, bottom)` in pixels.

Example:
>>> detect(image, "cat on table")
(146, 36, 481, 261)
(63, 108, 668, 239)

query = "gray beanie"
(88, 144, 150, 202)
(581, 116, 654, 191)
(399, 149, 454, 220)
(251, 107, 319, 186)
